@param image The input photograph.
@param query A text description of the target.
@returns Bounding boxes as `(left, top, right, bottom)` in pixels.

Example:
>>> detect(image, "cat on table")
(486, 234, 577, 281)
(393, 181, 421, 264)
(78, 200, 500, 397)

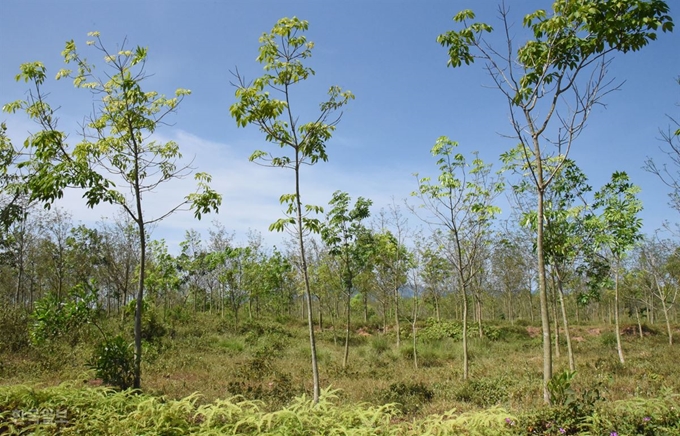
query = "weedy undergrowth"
(0, 383, 527, 435)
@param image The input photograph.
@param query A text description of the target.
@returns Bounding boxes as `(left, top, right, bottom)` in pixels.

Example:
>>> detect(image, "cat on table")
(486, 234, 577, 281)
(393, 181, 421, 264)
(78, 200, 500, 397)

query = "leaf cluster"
(3, 33, 221, 223)
(440, 1, 673, 106)
(230, 18, 354, 169)
(30, 283, 100, 346)
(320, 190, 373, 291)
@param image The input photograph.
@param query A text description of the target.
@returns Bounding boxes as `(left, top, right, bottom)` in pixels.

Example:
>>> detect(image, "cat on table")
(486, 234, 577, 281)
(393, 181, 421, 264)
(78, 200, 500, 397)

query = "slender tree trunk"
(220, 286, 224, 319)
(660, 299, 673, 345)
(343, 286, 351, 368)
(301, 293, 306, 321)
(551, 281, 561, 359)
(131, 127, 147, 390)
(133, 220, 146, 390)
(614, 258, 625, 364)
(477, 296, 483, 338)
(528, 286, 536, 324)
(381, 300, 387, 333)
(557, 281, 575, 371)
(330, 303, 337, 347)
(462, 284, 469, 380)
(15, 254, 24, 307)
(412, 286, 419, 370)
(394, 286, 401, 347)
(536, 187, 552, 404)
(635, 306, 643, 339)
(294, 162, 320, 404)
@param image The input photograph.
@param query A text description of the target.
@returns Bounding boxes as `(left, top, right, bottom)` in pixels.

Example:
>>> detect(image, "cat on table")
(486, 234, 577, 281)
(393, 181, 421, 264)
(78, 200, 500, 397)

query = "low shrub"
(375, 381, 434, 415)
(583, 391, 680, 436)
(455, 377, 511, 408)
(496, 324, 532, 341)
(89, 335, 135, 390)
(600, 331, 618, 348)
(514, 318, 533, 327)
(227, 371, 301, 408)
(517, 370, 603, 435)
(125, 300, 166, 342)
(239, 319, 292, 338)
(420, 318, 464, 342)
(370, 335, 390, 355)
(31, 285, 100, 346)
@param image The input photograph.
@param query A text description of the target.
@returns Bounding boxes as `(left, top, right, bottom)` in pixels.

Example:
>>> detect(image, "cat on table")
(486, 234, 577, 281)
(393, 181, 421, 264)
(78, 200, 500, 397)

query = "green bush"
(484, 324, 501, 341)
(582, 392, 680, 436)
(517, 371, 602, 435)
(600, 331, 618, 348)
(375, 381, 434, 415)
(401, 342, 446, 367)
(89, 335, 135, 390)
(218, 337, 245, 355)
(227, 371, 302, 408)
(167, 305, 191, 324)
(496, 324, 531, 341)
(31, 285, 99, 346)
(125, 299, 166, 342)
(514, 318, 533, 327)
(455, 377, 510, 407)
(420, 318, 464, 342)
(370, 335, 391, 355)
(239, 319, 291, 338)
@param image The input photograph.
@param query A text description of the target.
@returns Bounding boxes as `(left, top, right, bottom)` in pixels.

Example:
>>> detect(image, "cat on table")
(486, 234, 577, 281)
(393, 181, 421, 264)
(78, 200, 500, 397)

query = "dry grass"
(1, 315, 679, 434)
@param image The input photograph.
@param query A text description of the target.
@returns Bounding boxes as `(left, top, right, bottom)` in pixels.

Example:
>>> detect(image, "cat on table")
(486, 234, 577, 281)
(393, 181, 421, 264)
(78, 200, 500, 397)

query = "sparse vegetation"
(1, 315, 679, 434)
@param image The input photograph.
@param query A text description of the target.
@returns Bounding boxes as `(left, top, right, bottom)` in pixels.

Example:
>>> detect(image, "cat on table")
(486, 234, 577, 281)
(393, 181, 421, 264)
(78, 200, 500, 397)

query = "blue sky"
(2, 1, 679, 250)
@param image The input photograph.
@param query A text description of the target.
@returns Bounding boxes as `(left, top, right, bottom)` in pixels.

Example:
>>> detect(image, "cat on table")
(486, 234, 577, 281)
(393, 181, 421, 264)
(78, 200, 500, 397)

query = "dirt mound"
(357, 327, 372, 337)
(621, 324, 658, 336)
(526, 326, 541, 338)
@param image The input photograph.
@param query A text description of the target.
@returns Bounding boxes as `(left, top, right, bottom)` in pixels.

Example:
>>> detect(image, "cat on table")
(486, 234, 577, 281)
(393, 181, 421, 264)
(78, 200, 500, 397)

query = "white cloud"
(4, 118, 420, 251)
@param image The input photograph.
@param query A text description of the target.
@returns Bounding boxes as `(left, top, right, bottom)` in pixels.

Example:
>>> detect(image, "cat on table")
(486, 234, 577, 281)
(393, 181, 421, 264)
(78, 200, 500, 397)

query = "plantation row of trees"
(2, 197, 679, 327)
(1, 0, 677, 404)
(0, 193, 678, 355)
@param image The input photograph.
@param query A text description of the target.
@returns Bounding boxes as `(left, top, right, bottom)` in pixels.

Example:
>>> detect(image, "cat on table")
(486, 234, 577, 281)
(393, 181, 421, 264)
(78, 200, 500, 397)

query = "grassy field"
(1, 314, 679, 434)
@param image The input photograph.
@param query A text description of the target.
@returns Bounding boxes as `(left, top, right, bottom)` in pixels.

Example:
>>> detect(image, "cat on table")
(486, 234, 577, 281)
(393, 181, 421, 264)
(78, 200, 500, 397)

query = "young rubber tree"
(519, 159, 594, 371)
(438, 0, 673, 402)
(321, 190, 372, 368)
(144, 238, 181, 320)
(411, 137, 502, 380)
(230, 17, 354, 403)
(590, 171, 643, 363)
(637, 236, 679, 345)
(4, 33, 222, 389)
(98, 213, 140, 318)
(420, 246, 451, 322)
(372, 205, 413, 348)
(257, 247, 295, 319)
(543, 166, 589, 371)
